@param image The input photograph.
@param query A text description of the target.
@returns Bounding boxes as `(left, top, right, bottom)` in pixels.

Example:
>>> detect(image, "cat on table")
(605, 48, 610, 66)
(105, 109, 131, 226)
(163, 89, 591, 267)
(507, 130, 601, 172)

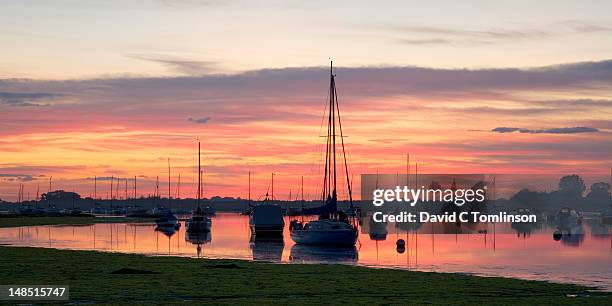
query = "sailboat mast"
(271, 172, 274, 200)
(406, 153, 410, 187)
(156, 176, 159, 198)
(167, 158, 171, 207)
(248, 171, 251, 202)
(333, 72, 353, 209)
(331, 61, 337, 198)
(197, 141, 201, 208)
(110, 176, 114, 208)
(415, 163, 418, 190)
(177, 173, 181, 199)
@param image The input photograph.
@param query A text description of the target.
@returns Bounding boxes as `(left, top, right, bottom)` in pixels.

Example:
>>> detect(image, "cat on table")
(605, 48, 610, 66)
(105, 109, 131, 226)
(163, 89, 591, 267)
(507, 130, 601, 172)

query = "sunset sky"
(1, 1, 611, 201)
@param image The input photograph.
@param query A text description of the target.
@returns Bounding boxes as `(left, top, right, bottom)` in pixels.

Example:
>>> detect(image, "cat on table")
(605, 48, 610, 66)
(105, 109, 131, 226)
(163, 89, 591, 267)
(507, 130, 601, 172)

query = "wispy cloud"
(0, 92, 59, 107)
(188, 117, 211, 124)
(397, 38, 454, 45)
(127, 54, 221, 75)
(0, 174, 34, 182)
(394, 21, 612, 46)
(491, 126, 599, 134)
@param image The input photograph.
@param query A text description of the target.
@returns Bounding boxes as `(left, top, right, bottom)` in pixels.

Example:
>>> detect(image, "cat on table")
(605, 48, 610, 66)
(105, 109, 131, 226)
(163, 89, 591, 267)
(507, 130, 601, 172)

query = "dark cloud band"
(491, 126, 599, 134)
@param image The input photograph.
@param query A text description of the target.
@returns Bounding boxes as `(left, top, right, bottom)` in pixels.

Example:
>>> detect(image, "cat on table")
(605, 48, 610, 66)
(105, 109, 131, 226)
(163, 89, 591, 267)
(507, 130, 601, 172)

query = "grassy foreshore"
(0, 246, 609, 305)
(0, 216, 155, 228)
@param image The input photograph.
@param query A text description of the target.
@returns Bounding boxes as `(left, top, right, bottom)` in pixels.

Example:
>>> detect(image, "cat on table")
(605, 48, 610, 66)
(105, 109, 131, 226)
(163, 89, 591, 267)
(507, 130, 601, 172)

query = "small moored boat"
(155, 210, 180, 229)
(250, 204, 284, 237)
(186, 141, 212, 233)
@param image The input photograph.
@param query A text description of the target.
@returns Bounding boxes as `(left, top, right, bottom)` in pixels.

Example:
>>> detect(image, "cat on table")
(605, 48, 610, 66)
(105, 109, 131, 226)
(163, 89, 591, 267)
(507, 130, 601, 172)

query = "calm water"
(0, 213, 610, 290)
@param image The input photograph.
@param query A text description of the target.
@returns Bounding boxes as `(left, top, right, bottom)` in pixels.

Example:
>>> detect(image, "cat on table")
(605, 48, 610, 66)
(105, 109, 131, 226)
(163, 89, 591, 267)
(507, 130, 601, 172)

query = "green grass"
(0, 246, 609, 305)
(0, 216, 155, 228)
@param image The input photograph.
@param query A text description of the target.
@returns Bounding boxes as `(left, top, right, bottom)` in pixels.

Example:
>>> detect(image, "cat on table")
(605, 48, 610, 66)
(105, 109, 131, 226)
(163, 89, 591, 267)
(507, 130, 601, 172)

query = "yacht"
(290, 62, 358, 246)
(186, 141, 212, 233)
(155, 210, 180, 229)
(249, 173, 285, 237)
(290, 217, 357, 246)
(250, 203, 284, 237)
(186, 206, 211, 233)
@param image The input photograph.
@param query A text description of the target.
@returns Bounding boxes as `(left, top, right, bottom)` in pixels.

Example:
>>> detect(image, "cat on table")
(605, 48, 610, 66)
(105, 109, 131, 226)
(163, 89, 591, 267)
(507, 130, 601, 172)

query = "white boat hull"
(290, 228, 357, 246)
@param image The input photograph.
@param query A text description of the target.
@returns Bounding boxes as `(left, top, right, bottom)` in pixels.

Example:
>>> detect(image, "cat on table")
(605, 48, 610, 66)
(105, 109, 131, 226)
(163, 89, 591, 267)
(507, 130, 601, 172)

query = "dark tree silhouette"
(586, 182, 611, 206)
(558, 175, 586, 197)
(590, 182, 610, 193)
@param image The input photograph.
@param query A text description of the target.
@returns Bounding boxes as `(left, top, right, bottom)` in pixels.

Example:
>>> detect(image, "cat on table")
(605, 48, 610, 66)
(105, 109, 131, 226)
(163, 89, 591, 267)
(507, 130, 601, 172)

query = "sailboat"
(249, 173, 285, 237)
(289, 61, 358, 246)
(186, 141, 212, 233)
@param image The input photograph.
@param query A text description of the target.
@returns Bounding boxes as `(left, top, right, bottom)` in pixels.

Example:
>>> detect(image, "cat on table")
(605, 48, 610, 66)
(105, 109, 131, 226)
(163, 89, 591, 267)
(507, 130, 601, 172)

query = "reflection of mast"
(415, 229, 418, 266)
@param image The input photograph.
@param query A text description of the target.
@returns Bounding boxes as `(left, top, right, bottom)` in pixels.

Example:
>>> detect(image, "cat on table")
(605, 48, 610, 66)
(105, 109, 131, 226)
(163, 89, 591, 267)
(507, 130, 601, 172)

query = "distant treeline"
(1, 175, 610, 213)
(504, 175, 611, 213)
(0, 191, 356, 213)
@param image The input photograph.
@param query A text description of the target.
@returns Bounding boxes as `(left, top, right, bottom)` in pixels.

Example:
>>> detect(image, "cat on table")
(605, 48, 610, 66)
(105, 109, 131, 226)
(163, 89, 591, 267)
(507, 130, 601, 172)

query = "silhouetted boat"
(368, 214, 388, 240)
(290, 61, 358, 247)
(186, 141, 212, 233)
(249, 173, 284, 237)
(155, 210, 180, 229)
(250, 204, 284, 237)
(186, 206, 211, 233)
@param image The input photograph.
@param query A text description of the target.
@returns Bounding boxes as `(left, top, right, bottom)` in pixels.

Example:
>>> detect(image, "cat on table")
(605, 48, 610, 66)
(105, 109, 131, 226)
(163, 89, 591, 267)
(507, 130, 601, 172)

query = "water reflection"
(185, 231, 211, 258)
(0, 213, 610, 290)
(250, 237, 284, 261)
(290, 245, 358, 263)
